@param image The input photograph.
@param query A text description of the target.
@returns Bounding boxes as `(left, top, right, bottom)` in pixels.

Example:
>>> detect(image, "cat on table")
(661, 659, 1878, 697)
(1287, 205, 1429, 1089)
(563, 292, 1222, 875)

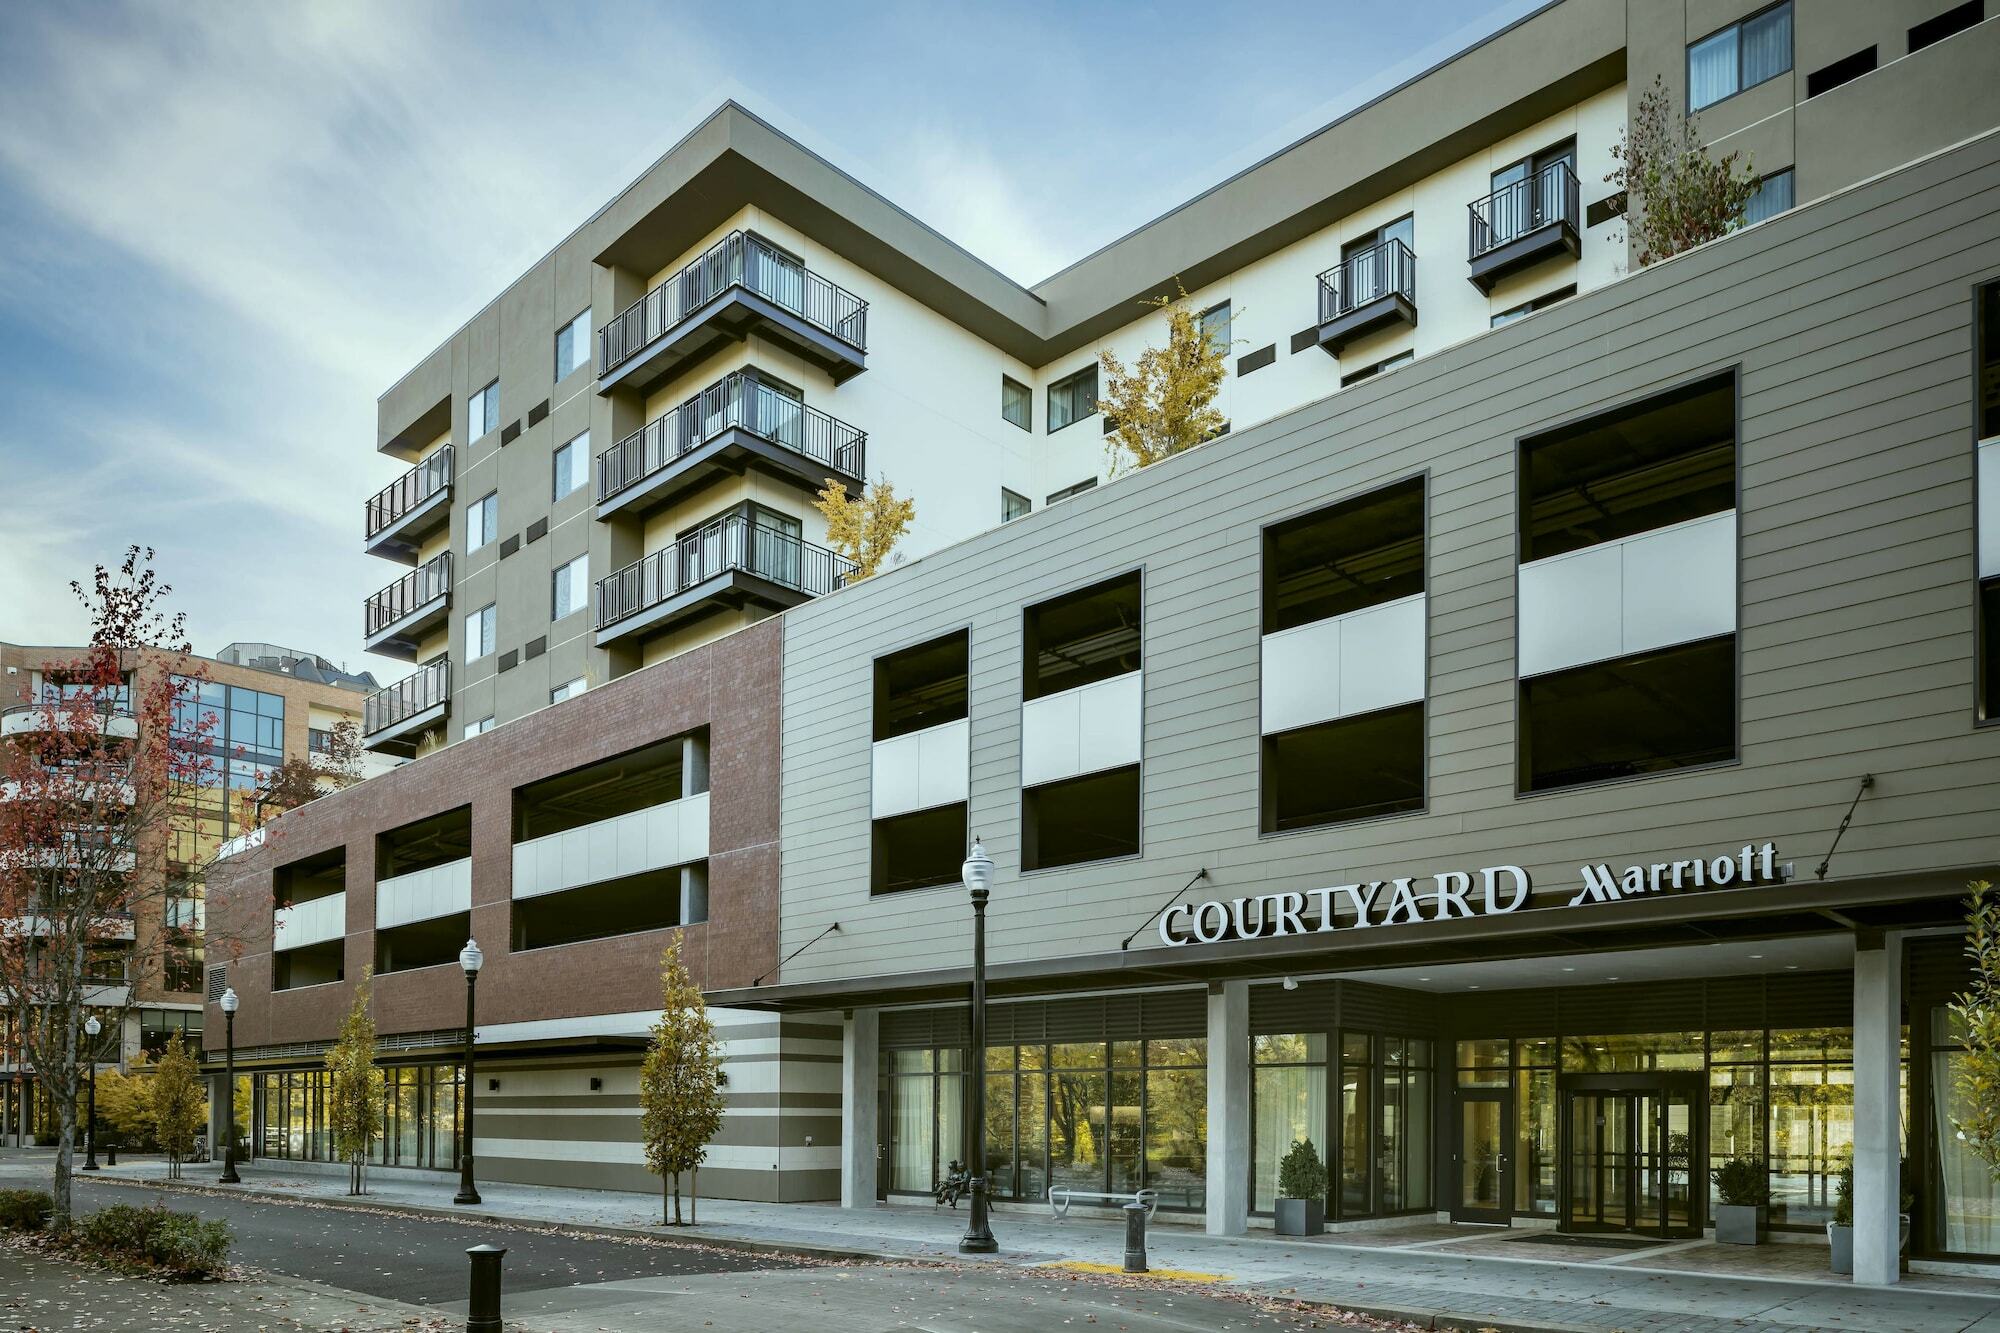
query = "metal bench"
(1048, 1186, 1157, 1220)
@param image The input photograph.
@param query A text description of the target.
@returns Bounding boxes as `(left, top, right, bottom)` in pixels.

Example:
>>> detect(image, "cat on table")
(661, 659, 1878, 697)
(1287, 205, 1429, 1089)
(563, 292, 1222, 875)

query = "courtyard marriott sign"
(1157, 842, 1791, 948)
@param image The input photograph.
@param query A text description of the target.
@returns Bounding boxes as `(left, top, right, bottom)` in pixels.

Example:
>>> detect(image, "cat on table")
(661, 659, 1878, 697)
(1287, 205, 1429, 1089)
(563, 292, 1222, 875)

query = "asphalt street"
(63, 1177, 1347, 1332)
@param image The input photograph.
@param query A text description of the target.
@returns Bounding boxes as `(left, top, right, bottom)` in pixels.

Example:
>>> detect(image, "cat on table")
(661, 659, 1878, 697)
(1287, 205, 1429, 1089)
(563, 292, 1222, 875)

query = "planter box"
(1714, 1203, 1763, 1245)
(1828, 1222, 1852, 1274)
(1275, 1198, 1325, 1237)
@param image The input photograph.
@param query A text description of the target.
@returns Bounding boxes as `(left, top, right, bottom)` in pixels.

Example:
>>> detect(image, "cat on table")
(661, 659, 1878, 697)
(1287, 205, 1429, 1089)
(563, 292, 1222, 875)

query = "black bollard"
(106, 1144, 117, 1166)
(465, 1244, 507, 1332)
(1123, 1200, 1148, 1274)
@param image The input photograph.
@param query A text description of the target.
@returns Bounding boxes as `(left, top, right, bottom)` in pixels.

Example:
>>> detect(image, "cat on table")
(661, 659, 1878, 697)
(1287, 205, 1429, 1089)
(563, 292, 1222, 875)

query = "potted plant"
(1828, 1160, 1917, 1273)
(1275, 1139, 1328, 1237)
(1711, 1155, 1768, 1245)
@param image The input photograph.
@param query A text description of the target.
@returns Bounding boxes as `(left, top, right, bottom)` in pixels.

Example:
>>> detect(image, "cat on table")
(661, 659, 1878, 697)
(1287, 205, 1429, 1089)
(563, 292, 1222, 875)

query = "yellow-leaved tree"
(150, 1032, 204, 1180)
(1098, 282, 1231, 475)
(1951, 880, 2000, 1169)
(325, 970, 385, 1196)
(639, 934, 725, 1225)
(813, 477, 916, 583)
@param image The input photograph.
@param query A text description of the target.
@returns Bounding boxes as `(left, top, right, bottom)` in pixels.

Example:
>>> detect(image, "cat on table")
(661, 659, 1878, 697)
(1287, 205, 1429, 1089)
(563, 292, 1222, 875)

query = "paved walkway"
(20, 1153, 2000, 1333)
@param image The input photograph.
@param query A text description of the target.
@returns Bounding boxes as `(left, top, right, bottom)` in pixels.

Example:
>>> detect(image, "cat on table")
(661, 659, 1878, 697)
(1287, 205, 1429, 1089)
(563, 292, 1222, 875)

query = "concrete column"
(840, 1008, 879, 1208)
(1206, 981, 1250, 1236)
(1852, 933, 1903, 1285)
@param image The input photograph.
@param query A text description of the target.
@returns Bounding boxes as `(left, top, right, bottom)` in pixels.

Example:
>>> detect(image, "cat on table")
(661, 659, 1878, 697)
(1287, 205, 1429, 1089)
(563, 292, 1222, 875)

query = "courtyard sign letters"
(1157, 843, 1787, 948)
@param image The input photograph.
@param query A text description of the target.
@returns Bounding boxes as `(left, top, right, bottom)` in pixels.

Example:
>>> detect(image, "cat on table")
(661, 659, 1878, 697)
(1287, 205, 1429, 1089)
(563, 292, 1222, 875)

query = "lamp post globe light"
(81, 1015, 102, 1172)
(219, 987, 241, 1183)
(958, 838, 998, 1255)
(454, 939, 483, 1206)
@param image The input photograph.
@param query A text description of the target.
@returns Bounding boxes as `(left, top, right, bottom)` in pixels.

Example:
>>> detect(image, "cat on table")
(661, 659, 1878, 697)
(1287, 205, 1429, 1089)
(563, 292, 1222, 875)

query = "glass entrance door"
(1561, 1078, 1700, 1236)
(1452, 1090, 1511, 1223)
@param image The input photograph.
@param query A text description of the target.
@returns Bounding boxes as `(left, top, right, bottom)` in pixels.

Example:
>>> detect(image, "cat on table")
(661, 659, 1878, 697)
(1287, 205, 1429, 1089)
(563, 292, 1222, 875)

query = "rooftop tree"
(814, 477, 917, 583)
(1608, 76, 1761, 267)
(0, 547, 216, 1227)
(1098, 282, 1231, 475)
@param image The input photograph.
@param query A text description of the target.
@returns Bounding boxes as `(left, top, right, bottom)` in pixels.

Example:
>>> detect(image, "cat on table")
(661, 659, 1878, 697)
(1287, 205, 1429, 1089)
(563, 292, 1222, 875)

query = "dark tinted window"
(875, 632, 969, 741)
(1263, 704, 1424, 832)
(1520, 636, 1735, 791)
(376, 807, 471, 879)
(1264, 477, 1424, 633)
(512, 735, 699, 841)
(1023, 765, 1140, 870)
(1520, 374, 1735, 562)
(872, 805, 967, 895)
(1024, 572, 1141, 700)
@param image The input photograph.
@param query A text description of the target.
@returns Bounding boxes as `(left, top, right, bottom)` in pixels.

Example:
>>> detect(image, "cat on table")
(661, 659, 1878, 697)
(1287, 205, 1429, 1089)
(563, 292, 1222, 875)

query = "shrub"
(1277, 1138, 1327, 1202)
(77, 1201, 231, 1278)
(0, 1189, 53, 1231)
(1711, 1155, 1768, 1208)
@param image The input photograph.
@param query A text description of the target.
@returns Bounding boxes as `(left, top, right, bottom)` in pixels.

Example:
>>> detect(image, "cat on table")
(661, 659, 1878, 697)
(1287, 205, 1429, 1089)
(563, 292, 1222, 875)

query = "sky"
(0, 0, 1539, 679)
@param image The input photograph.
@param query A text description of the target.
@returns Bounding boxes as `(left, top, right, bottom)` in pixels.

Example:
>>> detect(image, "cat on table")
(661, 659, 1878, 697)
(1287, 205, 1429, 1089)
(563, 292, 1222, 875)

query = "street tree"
(1608, 76, 1761, 267)
(813, 477, 916, 582)
(1098, 282, 1231, 475)
(1951, 880, 2000, 1170)
(150, 1030, 203, 1180)
(326, 969, 385, 1195)
(638, 934, 725, 1225)
(0, 547, 216, 1227)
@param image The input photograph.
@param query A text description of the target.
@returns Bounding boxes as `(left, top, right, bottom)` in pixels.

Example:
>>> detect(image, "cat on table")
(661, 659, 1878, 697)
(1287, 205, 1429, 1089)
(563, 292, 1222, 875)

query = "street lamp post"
(219, 988, 241, 1183)
(454, 939, 483, 1206)
(958, 839, 998, 1254)
(81, 1015, 101, 1172)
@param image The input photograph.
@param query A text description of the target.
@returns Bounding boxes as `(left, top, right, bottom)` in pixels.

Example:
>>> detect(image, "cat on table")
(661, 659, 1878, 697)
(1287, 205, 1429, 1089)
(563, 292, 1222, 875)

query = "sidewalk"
(44, 1154, 2000, 1333)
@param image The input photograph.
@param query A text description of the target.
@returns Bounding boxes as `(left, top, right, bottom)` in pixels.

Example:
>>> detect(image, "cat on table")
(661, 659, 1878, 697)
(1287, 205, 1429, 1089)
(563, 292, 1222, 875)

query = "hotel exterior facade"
(209, 0, 2000, 1279)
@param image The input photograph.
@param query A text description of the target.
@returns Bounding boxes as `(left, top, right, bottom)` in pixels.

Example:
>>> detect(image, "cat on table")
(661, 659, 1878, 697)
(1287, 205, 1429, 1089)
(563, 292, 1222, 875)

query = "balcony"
(363, 445, 454, 564)
(1467, 162, 1581, 293)
(362, 658, 450, 756)
(1317, 240, 1417, 356)
(363, 552, 453, 662)
(595, 513, 855, 647)
(596, 372, 866, 521)
(597, 232, 868, 397)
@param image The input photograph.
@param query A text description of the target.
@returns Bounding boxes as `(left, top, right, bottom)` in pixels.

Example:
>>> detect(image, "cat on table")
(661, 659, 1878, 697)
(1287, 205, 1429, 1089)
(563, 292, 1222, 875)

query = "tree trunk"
(691, 1166, 698, 1226)
(662, 1171, 670, 1225)
(673, 1171, 683, 1226)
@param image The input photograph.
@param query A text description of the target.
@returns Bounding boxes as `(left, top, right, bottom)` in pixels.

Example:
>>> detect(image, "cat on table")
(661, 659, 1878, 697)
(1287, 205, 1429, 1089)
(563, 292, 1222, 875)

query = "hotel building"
(211, 0, 2000, 1280)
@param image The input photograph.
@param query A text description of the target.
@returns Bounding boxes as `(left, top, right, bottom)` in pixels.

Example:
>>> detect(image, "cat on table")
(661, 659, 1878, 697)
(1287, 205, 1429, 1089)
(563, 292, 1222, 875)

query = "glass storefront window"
(255, 1063, 459, 1170)
(1050, 1068, 1107, 1193)
(1563, 1032, 1704, 1072)
(1457, 1038, 1510, 1085)
(1768, 1061, 1853, 1227)
(1516, 1065, 1557, 1214)
(1254, 1033, 1327, 1213)
(1930, 1008, 2000, 1255)
(1341, 1039, 1372, 1215)
(1145, 1065, 1206, 1209)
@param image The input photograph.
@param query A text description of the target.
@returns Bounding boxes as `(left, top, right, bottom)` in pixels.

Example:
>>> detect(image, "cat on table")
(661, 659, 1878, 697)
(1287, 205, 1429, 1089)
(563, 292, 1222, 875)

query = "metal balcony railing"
(594, 514, 856, 631)
(1468, 161, 1581, 259)
(1318, 239, 1418, 324)
(365, 445, 454, 539)
(598, 232, 869, 375)
(364, 553, 453, 637)
(363, 659, 450, 737)
(596, 373, 867, 503)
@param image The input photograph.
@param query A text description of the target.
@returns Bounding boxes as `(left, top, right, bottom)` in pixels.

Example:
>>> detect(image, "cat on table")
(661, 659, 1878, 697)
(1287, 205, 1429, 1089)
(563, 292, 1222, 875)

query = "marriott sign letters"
(1157, 843, 1791, 948)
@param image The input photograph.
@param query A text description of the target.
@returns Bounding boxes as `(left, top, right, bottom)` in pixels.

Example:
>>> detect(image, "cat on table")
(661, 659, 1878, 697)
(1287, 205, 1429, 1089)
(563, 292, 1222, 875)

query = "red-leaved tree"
(0, 548, 217, 1227)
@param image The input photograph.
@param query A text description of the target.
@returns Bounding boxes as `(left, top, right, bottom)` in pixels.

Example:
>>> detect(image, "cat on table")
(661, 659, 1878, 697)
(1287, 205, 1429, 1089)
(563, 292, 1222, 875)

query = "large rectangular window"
(1978, 283, 2000, 723)
(551, 555, 589, 620)
(1024, 572, 1141, 700)
(1688, 2, 1792, 111)
(1023, 765, 1139, 870)
(1047, 365, 1098, 433)
(466, 491, 498, 552)
(554, 309, 591, 381)
(469, 379, 500, 439)
(875, 631, 969, 741)
(1518, 375, 1737, 792)
(871, 631, 970, 895)
(553, 432, 589, 499)
(465, 603, 497, 659)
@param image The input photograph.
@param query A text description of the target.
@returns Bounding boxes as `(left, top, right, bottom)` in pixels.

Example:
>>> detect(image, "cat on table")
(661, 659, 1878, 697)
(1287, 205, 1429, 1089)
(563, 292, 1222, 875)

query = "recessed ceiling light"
(1562, 967, 1576, 973)
(1468, 984, 1481, 990)
(1786, 964, 1799, 970)
(1607, 975, 1620, 981)
(1418, 976, 1432, 982)
(1748, 954, 1763, 960)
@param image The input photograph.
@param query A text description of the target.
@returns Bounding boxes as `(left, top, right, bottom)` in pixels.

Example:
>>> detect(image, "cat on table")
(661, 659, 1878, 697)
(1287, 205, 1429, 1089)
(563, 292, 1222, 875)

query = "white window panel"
(375, 857, 472, 930)
(1519, 509, 1736, 678)
(1261, 593, 1426, 735)
(273, 892, 345, 951)
(1021, 670, 1141, 788)
(871, 717, 970, 819)
(1978, 437, 1999, 580)
(512, 791, 710, 901)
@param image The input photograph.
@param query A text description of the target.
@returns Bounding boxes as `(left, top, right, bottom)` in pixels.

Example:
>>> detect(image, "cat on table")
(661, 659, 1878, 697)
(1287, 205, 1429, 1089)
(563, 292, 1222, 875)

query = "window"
(1023, 766, 1140, 870)
(465, 603, 497, 660)
(464, 716, 495, 737)
(873, 805, 967, 895)
(1264, 477, 1425, 633)
(1024, 571, 1140, 700)
(140, 1010, 203, 1059)
(1001, 376, 1032, 431)
(551, 677, 587, 705)
(1337, 215, 1415, 309)
(553, 432, 589, 499)
(551, 555, 589, 620)
(1047, 365, 1098, 432)
(1492, 285, 1577, 329)
(1002, 488, 1031, 523)
(1518, 375, 1737, 791)
(1806, 46, 1876, 98)
(871, 631, 969, 895)
(1487, 141, 1577, 247)
(467, 491, 498, 552)
(1910, 1, 1982, 53)
(1197, 302, 1232, 359)
(554, 309, 591, 380)
(875, 631, 969, 741)
(1688, 2, 1793, 110)
(1978, 283, 2000, 722)
(1339, 351, 1413, 387)
(469, 379, 500, 439)
(1045, 478, 1097, 505)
